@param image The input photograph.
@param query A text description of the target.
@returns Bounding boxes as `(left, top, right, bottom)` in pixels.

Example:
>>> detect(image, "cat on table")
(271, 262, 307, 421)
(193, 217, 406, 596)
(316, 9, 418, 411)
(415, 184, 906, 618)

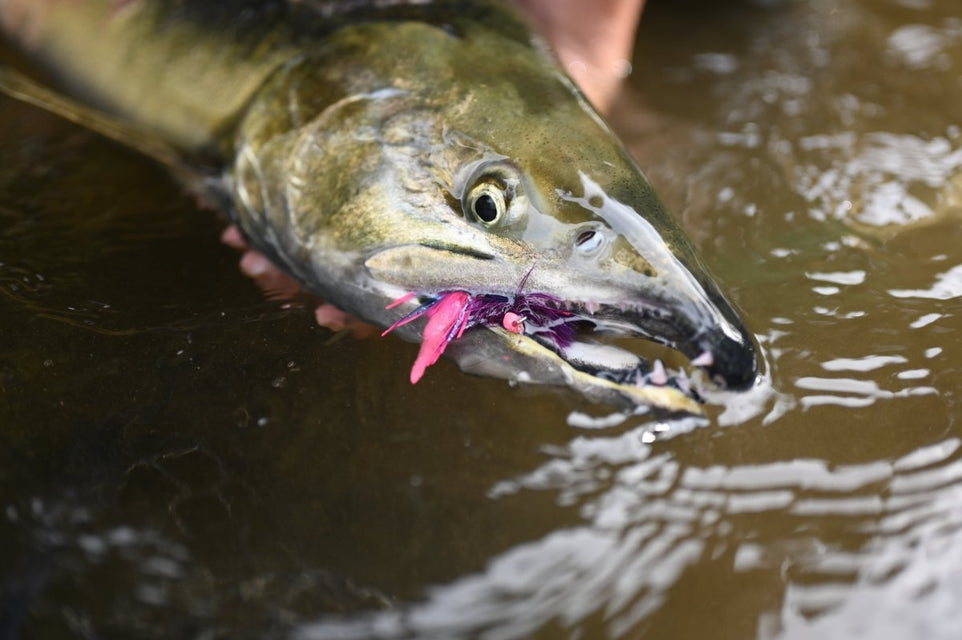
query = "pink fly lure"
(381, 271, 577, 383)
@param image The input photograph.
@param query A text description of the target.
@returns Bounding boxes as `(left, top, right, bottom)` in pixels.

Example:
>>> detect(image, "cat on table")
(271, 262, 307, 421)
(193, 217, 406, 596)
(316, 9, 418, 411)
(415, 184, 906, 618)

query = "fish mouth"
(538, 306, 698, 393)
(568, 297, 759, 392)
(507, 295, 755, 399)
(365, 244, 758, 407)
(385, 285, 754, 407)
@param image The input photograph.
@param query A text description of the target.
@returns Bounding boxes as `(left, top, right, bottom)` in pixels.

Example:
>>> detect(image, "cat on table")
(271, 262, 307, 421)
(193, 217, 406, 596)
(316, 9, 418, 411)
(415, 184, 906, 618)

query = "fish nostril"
(703, 332, 759, 390)
(575, 229, 603, 254)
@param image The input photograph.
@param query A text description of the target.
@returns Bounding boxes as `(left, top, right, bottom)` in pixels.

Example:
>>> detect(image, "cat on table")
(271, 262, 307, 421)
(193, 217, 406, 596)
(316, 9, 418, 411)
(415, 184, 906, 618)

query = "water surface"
(2, 0, 961, 638)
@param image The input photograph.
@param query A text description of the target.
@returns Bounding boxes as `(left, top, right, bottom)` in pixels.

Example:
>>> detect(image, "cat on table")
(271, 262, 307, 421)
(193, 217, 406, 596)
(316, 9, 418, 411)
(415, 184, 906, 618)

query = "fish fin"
(0, 66, 213, 188)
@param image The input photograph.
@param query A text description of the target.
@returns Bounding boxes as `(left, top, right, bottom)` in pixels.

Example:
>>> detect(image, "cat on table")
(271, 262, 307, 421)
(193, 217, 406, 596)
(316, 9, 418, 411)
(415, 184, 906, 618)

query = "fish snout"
(648, 255, 759, 390)
(687, 321, 758, 390)
(605, 284, 759, 391)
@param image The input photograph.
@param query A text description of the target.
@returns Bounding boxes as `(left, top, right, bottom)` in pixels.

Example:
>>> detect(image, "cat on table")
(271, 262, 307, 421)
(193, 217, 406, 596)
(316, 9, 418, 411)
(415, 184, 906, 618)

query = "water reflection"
(889, 263, 962, 300)
(794, 376, 937, 410)
(793, 132, 962, 227)
(886, 20, 962, 70)
(3, 0, 962, 638)
(296, 427, 962, 639)
(296, 419, 706, 640)
(777, 441, 962, 640)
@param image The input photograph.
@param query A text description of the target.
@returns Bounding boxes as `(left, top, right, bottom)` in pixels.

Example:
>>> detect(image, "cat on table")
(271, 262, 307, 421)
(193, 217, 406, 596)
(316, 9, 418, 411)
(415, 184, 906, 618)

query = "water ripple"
(793, 132, 962, 226)
(294, 426, 962, 640)
(821, 355, 908, 372)
(886, 22, 960, 70)
(775, 465, 962, 640)
(888, 263, 962, 300)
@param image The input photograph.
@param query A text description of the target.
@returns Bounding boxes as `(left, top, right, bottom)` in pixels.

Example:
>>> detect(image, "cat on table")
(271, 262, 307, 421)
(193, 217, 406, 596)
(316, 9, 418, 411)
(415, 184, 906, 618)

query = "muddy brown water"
(1, 0, 961, 638)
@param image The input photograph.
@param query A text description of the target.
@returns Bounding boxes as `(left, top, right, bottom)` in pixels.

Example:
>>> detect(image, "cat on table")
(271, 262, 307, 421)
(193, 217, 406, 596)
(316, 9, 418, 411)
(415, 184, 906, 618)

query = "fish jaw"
(364, 237, 758, 400)
(446, 327, 704, 414)
(553, 293, 757, 391)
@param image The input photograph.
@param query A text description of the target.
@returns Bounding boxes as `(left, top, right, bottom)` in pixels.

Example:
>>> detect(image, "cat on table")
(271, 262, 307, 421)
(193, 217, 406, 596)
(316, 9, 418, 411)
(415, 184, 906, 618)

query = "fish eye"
(574, 228, 604, 254)
(465, 182, 507, 226)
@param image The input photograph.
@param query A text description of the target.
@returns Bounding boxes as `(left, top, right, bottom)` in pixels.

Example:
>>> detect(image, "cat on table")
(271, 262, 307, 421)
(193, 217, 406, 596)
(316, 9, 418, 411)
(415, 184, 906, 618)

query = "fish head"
(233, 16, 758, 409)
(365, 145, 758, 396)
(359, 21, 756, 402)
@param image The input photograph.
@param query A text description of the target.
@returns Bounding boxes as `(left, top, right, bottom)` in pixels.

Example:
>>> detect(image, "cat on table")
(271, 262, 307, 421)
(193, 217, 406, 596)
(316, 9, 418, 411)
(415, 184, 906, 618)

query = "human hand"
(514, 0, 645, 112)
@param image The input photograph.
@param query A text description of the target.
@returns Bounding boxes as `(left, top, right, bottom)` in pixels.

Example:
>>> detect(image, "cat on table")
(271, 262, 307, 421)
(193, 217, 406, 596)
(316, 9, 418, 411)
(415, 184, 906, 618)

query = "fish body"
(0, 0, 758, 410)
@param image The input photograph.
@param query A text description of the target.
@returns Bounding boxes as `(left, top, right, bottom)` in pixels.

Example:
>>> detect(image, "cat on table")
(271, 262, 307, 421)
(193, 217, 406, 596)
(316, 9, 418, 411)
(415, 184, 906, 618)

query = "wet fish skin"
(0, 0, 758, 409)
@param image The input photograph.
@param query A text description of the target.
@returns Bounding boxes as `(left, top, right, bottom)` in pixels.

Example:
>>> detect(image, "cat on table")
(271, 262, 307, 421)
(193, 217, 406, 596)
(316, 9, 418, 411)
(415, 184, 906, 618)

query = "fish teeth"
(691, 350, 715, 367)
(650, 359, 668, 386)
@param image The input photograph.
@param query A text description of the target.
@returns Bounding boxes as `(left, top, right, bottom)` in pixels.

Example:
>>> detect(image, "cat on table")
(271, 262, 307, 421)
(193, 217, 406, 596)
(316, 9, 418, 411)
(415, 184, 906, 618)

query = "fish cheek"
(290, 147, 386, 248)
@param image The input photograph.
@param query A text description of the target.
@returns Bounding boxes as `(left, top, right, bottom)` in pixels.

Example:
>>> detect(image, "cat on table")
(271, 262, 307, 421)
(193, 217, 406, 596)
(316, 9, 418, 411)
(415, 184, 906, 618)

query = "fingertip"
(220, 225, 249, 250)
(239, 250, 272, 277)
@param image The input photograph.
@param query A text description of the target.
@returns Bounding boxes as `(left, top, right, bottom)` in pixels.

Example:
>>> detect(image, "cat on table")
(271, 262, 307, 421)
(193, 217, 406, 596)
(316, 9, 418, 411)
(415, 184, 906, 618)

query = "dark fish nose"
(701, 323, 758, 390)
(685, 283, 759, 390)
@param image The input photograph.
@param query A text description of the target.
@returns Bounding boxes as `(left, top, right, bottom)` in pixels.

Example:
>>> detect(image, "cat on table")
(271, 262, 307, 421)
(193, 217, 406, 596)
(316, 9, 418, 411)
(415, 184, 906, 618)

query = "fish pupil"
(575, 229, 603, 253)
(474, 194, 499, 222)
(576, 230, 597, 246)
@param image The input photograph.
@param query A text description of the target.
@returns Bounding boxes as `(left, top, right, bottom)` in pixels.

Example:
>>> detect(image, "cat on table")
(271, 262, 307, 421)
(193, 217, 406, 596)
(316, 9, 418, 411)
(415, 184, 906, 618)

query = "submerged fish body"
(0, 0, 758, 411)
